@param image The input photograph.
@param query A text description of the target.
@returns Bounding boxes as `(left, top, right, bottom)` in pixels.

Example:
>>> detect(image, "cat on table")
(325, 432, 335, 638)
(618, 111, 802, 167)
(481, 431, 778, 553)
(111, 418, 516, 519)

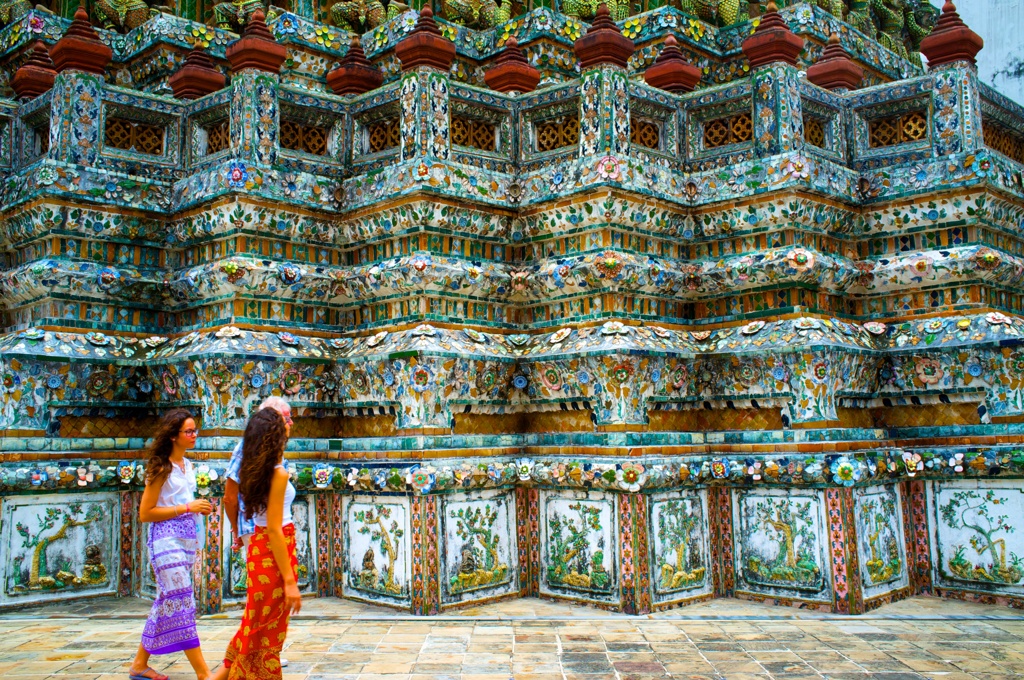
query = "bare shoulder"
(273, 466, 291, 482)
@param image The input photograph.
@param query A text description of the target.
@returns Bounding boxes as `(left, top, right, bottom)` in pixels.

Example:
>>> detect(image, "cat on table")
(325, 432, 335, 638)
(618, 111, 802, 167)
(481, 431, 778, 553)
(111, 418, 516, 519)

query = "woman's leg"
(128, 644, 152, 675)
(209, 662, 229, 680)
(182, 646, 212, 680)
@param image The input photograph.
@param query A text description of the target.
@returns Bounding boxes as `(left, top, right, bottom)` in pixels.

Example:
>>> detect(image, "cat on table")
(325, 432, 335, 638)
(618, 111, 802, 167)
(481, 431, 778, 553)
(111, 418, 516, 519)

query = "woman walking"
(129, 409, 214, 680)
(213, 407, 300, 680)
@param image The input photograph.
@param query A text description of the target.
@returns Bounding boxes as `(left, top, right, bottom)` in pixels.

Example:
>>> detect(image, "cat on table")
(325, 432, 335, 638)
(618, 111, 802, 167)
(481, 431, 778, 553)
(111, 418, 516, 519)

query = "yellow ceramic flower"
(623, 17, 642, 39)
(501, 20, 519, 44)
(685, 18, 705, 40)
(191, 26, 213, 48)
(561, 19, 582, 41)
(314, 25, 337, 47)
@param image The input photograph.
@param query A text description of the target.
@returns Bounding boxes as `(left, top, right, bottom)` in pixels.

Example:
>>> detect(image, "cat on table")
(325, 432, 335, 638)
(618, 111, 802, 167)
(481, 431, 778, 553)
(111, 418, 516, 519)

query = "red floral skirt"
(223, 523, 298, 680)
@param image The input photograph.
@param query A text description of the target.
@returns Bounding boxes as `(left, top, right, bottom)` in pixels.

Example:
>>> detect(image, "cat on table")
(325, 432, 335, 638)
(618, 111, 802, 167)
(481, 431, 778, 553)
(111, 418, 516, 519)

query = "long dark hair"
(145, 409, 194, 486)
(239, 408, 287, 521)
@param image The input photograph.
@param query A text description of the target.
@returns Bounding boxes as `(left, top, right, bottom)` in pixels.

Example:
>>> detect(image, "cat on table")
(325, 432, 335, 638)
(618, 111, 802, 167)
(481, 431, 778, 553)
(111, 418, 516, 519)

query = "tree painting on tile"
(855, 486, 904, 586)
(544, 497, 615, 595)
(653, 495, 707, 594)
(939, 488, 1023, 586)
(739, 493, 823, 592)
(346, 500, 410, 602)
(445, 494, 514, 597)
(3, 496, 117, 602)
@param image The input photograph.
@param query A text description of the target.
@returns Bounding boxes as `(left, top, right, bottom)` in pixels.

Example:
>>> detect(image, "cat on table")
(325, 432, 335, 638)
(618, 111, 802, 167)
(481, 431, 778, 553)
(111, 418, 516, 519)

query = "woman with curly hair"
(129, 409, 214, 680)
(213, 407, 299, 680)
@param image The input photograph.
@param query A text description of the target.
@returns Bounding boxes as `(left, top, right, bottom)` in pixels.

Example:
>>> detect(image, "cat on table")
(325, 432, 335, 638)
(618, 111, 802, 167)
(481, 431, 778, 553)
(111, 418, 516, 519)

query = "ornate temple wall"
(0, 2, 1023, 616)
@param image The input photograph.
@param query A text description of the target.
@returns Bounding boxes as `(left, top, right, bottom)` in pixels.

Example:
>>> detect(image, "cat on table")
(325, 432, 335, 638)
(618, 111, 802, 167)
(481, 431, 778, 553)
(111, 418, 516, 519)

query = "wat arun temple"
(0, 0, 1022, 616)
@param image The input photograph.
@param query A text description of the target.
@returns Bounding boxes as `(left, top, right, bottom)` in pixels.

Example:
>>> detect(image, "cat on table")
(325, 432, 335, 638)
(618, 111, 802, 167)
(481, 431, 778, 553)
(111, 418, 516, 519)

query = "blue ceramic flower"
(227, 162, 249, 188)
(830, 457, 860, 487)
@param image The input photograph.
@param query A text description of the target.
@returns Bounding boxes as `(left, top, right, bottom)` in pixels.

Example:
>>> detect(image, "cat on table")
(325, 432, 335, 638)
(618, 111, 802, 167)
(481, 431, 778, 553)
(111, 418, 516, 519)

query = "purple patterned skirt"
(141, 513, 201, 655)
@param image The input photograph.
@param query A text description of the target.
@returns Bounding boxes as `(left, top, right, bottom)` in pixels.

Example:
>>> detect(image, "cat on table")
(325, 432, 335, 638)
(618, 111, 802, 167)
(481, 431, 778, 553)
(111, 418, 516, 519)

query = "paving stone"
(1, 596, 1019, 680)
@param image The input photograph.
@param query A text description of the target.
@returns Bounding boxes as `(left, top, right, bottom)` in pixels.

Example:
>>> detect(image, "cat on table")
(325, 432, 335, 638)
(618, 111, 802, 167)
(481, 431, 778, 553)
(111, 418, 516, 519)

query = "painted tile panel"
(854, 485, 909, 600)
(733, 489, 831, 602)
(342, 495, 411, 607)
(441, 489, 518, 606)
(1, 493, 119, 605)
(539, 489, 618, 605)
(649, 489, 712, 605)
(929, 480, 1024, 596)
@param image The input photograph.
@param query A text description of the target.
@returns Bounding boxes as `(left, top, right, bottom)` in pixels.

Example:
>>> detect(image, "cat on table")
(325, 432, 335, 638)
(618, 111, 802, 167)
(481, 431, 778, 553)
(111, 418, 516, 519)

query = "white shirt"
(156, 458, 197, 508)
(253, 465, 296, 528)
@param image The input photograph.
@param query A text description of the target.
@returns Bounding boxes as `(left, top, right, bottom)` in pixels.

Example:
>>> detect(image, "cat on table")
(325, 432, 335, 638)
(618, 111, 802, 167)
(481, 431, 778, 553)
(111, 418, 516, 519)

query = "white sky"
(928, 0, 1024, 105)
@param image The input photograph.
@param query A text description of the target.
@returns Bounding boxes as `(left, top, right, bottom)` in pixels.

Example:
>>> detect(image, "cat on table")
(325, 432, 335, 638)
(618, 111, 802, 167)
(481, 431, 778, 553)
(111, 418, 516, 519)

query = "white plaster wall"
(929, 0, 1024, 105)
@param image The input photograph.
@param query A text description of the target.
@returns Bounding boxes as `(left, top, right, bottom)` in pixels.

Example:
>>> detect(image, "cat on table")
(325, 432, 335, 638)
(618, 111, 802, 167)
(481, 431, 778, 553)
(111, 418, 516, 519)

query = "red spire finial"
(644, 35, 701, 93)
(12, 41, 57, 100)
(226, 9, 287, 74)
(394, 6, 457, 71)
(919, 1, 983, 68)
(484, 37, 541, 93)
(327, 36, 384, 95)
(49, 1, 113, 75)
(574, 3, 634, 70)
(805, 33, 863, 91)
(169, 45, 226, 100)
(741, 0, 804, 68)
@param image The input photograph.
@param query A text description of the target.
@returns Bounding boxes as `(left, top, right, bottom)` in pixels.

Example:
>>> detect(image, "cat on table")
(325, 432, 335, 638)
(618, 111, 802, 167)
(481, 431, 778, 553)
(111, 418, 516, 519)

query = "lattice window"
(630, 117, 661, 150)
(703, 111, 753, 149)
(104, 116, 165, 155)
(983, 120, 1024, 164)
(803, 115, 825, 149)
(204, 119, 230, 155)
(31, 123, 49, 156)
(868, 110, 928, 148)
(451, 116, 497, 152)
(281, 119, 329, 156)
(366, 117, 400, 154)
(535, 114, 579, 153)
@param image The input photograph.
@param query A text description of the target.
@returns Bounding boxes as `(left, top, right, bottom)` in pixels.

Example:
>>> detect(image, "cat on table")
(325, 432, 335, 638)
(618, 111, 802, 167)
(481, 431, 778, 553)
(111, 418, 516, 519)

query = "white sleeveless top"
(155, 458, 196, 508)
(253, 464, 295, 528)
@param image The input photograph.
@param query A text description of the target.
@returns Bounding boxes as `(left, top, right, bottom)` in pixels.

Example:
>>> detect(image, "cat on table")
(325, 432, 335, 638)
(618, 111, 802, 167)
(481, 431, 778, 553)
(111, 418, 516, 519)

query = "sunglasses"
(180, 428, 200, 437)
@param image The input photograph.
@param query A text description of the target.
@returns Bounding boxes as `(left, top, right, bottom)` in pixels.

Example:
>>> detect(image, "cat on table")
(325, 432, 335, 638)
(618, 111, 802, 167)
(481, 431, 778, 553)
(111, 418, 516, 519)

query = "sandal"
(129, 668, 169, 680)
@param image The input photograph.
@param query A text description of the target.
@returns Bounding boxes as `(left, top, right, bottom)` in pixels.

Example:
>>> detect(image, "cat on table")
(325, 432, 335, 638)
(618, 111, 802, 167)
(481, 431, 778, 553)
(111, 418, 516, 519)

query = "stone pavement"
(1, 596, 1022, 680)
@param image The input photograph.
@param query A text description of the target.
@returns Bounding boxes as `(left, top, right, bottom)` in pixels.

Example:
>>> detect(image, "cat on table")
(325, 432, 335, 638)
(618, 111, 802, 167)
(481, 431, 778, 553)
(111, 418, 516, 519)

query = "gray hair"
(258, 396, 291, 415)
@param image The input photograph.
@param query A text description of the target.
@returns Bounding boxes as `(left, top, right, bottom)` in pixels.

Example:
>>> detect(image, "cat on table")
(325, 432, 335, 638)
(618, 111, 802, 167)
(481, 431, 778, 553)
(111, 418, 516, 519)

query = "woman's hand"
(189, 499, 214, 515)
(284, 582, 302, 614)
